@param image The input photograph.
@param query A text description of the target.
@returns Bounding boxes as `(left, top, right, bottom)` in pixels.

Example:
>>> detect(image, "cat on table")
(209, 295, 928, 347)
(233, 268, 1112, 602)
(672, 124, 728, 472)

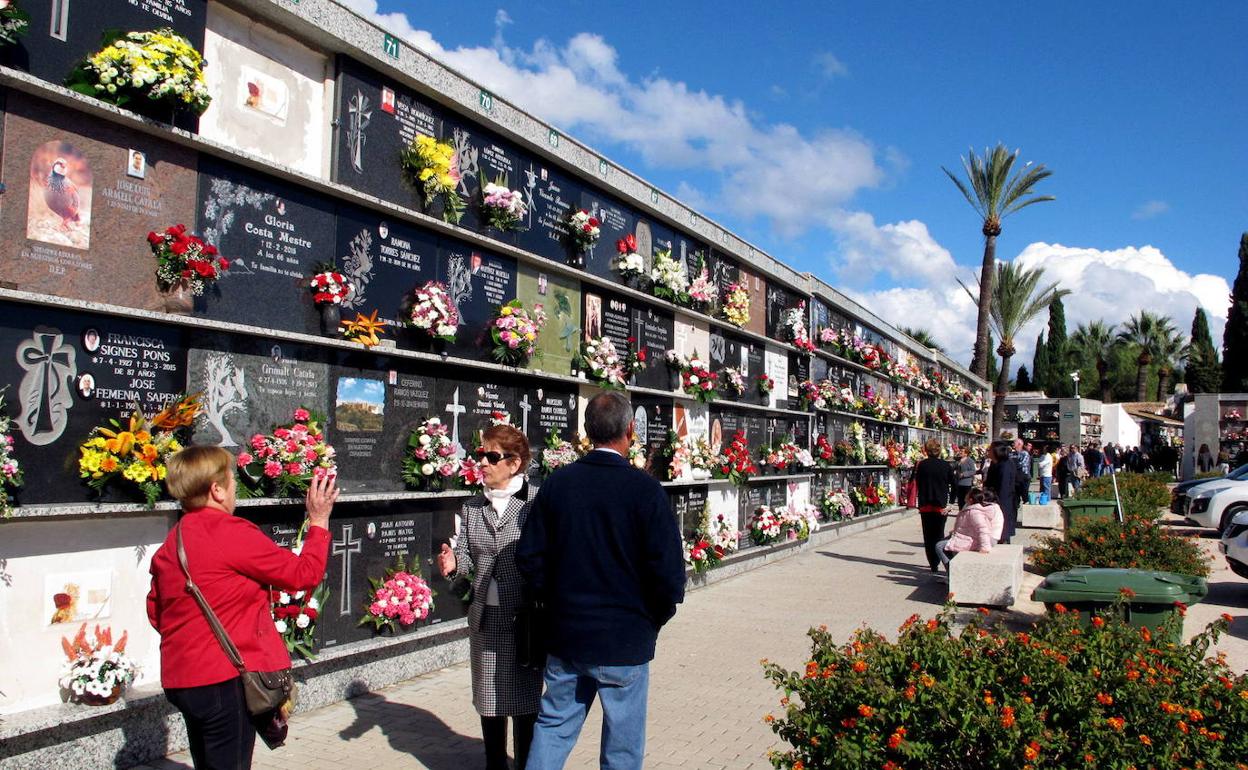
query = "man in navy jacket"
(518, 391, 686, 769)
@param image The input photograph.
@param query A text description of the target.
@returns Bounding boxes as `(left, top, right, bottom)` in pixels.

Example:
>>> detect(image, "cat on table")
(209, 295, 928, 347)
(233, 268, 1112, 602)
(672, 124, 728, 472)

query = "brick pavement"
(139, 510, 1248, 770)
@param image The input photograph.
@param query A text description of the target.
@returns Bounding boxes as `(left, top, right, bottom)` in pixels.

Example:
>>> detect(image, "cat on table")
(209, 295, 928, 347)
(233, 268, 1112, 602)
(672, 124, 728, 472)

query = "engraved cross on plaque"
(519, 394, 532, 434)
(332, 524, 363, 616)
(446, 387, 466, 458)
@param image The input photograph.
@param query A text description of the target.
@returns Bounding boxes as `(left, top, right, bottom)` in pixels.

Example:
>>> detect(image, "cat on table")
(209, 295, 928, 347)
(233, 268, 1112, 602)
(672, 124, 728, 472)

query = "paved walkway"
(141, 510, 1248, 770)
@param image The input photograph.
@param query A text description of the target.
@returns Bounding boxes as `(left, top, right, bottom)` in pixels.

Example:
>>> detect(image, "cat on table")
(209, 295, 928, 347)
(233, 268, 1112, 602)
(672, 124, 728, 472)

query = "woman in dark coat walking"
(984, 441, 1027, 544)
(913, 438, 955, 573)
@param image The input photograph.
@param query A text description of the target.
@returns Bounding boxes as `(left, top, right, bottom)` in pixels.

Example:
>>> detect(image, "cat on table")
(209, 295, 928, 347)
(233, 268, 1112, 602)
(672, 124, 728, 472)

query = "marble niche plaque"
(765, 282, 797, 342)
(631, 394, 673, 475)
(0, 92, 199, 311)
(577, 189, 634, 280)
(334, 205, 436, 333)
(518, 386, 578, 453)
(196, 157, 334, 332)
(764, 348, 789, 411)
(582, 288, 674, 391)
(516, 264, 581, 377)
(187, 339, 331, 452)
(333, 56, 439, 211)
(199, 3, 330, 177)
(437, 242, 517, 363)
(0, 304, 189, 504)
(13, 0, 207, 121)
(737, 264, 769, 338)
(514, 162, 581, 266)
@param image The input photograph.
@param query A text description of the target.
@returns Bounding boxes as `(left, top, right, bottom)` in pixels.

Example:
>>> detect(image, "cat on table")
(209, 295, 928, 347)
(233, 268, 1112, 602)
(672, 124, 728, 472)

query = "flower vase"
(318, 303, 341, 337)
(691, 468, 711, 481)
(568, 247, 587, 269)
(79, 684, 122, 706)
(160, 279, 193, 315)
(669, 369, 682, 392)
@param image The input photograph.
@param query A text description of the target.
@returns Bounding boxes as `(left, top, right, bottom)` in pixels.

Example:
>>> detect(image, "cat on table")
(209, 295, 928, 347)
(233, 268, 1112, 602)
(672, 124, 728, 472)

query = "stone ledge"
(949, 544, 1026, 607)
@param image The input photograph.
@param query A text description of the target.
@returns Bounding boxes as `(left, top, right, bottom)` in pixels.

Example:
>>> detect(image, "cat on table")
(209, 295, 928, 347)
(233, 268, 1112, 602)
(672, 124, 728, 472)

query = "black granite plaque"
(333, 56, 439, 211)
(514, 162, 581, 266)
(707, 407, 746, 455)
(436, 241, 516, 362)
(520, 385, 578, 449)
(578, 189, 634, 280)
(709, 250, 740, 297)
(196, 157, 334, 333)
(766, 283, 800, 342)
(631, 395, 673, 474)
(811, 297, 833, 334)
(334, 204, 437, 333)
(667, 486, 690, 533)
(0, 303, 189, 504)
(632, 303, 674, 391)
(12, 0, 207, 130)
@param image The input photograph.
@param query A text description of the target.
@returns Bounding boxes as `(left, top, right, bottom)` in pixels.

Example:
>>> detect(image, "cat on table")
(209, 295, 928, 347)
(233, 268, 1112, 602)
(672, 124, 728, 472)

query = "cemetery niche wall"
(0, 0, 989, 764)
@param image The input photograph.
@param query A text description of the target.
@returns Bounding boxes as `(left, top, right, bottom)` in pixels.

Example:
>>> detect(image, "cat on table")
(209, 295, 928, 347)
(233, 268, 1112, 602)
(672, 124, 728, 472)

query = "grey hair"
(584, 391, 633, 445)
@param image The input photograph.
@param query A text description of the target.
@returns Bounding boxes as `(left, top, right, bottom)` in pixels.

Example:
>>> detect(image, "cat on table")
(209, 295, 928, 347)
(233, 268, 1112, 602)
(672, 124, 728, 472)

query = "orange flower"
(1021, 675, 1031, 685)
(853, 660, 868, 673)
(1221, 613, 1234, 624)
(1174, 601, 1187, 617)
(977, 607, 990, 615)
(1091, 616, 1105, 628)
(99, 456, 119, 473)
(887, 732, 903, 749)
(1188, 709, 1204, 722)
(926, 618, 939, 632)
(763, 714, 774, 724)
(883, 762, 900, 770)
(1106, 717, 1125, 731)
(1054, 603, 1067, 613)
(1178, 720, 1189, 734)
(1001, 706, 1016, 728)
(902, 685, 916, 700)
(858, 704, 875, 718)
(794, 762, 804, 770)
(810, 736, 820, 747)
(1119, 587, 1136, 598)
(1126, 670, 1141, 681)
(1139, 627, 1152, 643)
(919, 674, 935, 688)
(983, 691, 995, 705)
(1096, 693, 1113, 706)
(1023, 741, 1040, 761)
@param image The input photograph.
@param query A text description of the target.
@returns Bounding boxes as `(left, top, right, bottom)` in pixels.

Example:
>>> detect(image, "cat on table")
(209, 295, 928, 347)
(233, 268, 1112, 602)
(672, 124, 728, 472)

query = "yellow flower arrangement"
(66, 28, 212, 116)
(723, 282, 751, 328)
(400, 134, 465, 223)
(78, 394, 201, 508)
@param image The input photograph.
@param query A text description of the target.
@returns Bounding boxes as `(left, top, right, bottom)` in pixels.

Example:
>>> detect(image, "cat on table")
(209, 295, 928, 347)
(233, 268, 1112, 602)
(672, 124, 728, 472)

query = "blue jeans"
(1040, 476, 1052, 498)
(526, 655, 650, 769)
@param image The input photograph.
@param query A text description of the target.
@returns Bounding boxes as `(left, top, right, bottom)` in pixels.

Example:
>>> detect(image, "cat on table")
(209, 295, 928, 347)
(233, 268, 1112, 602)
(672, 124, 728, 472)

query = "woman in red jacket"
(147, 446, 338, 769)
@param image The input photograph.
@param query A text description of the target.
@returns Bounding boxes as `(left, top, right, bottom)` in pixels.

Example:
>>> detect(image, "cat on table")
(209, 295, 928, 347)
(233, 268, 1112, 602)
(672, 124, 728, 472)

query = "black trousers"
(954, 485, 972, 509)
(919, 510, 948, 572)
(165, 677, 256, 770)
(482, 713, 538, 770)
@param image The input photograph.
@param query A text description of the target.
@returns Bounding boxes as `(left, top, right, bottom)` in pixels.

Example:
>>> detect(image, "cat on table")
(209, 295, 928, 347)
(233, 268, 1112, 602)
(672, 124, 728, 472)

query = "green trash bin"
(1032, 567, 1208, 642)
(1057, 498, 1118, 530)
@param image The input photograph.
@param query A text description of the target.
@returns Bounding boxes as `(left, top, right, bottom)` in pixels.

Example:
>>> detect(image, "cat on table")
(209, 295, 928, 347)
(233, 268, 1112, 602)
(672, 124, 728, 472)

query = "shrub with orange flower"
(762, 595, 1247, 769)
(77, 394, 201, 507)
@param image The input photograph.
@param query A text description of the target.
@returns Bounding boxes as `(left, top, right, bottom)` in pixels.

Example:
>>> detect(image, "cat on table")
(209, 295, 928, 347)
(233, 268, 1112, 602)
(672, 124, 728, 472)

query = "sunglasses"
(476, 449, 517, 465)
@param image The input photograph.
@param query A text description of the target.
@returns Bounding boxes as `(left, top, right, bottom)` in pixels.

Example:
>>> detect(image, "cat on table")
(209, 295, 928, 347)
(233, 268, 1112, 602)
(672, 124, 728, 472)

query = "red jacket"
(146, 507, 329, 688)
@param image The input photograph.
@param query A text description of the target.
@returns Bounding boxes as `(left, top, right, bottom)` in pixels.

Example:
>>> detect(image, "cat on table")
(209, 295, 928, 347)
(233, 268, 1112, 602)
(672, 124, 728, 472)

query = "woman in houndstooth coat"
(436, 423, 542, 770)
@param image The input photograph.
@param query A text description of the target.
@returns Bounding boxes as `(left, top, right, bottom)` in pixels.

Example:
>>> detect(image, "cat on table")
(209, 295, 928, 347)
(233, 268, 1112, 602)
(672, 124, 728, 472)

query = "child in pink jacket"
(936, 488, 1000, 574)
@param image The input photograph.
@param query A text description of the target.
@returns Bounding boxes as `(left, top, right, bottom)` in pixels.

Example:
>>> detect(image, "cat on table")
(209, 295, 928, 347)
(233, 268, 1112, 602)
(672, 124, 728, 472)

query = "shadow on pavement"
(339, 689, 483, 769)
(816, 550, 952, 604)
(1205, 581, 1248, 610)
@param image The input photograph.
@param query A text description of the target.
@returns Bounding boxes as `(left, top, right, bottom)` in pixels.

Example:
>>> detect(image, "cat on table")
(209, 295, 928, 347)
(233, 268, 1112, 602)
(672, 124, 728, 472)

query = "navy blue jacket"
(516, 449, 686, 666)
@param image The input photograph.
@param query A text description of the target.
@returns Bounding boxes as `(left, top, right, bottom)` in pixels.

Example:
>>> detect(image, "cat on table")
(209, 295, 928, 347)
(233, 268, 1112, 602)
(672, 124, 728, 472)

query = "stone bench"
(949, 544, 1025, 607)
(1018, 502, 1062, 530)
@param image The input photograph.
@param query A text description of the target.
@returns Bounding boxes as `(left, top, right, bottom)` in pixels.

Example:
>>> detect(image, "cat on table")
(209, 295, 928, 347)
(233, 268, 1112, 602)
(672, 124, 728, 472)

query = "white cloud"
(828, 210, 961, 288)
(814, 52, 849, 79)
(335, 3, 886, 237)
(1131, 200, 1170, 220)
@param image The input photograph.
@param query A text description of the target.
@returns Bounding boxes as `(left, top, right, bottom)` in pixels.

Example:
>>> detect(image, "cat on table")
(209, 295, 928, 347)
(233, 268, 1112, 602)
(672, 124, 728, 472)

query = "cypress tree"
(1187, 307, 1221, 393)
(1045, 297, 1069, 395)
(1223, 233, 1248, 391)
(1032, 331, 1050, 395)
(1015, 365, 1032, 390)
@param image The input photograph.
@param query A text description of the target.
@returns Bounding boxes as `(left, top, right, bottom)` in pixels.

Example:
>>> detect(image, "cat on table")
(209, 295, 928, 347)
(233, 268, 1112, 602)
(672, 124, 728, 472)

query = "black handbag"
(175, 526, 296, 724)
(514, 598, 549, 671)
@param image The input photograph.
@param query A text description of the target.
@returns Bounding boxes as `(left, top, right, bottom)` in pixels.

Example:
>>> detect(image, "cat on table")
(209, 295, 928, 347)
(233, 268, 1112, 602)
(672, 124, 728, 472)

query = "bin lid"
(1057, 498, 1118, 510)
(1033, 568, 1208, 604)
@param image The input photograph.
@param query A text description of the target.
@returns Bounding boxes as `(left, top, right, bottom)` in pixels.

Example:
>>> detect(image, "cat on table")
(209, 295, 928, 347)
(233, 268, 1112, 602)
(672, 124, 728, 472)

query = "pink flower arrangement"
(359, 560, 434, 633)
(403, 281, 459, 342)
(237, 408, 336, 498)
(781, 302, 815, 352)
(489, 300, 547, 367)
(401, 417, 462, 491)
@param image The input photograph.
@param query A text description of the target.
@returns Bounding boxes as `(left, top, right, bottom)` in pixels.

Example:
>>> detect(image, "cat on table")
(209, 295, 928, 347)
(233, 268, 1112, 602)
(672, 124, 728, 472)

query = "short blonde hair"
(166, 445, 233, 509)
(923, 438, 943, 458)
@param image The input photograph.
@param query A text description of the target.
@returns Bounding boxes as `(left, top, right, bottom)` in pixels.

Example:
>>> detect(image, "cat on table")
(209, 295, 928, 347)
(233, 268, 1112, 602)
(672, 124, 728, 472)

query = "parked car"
(1220, 508, 1248, 579)
(1186, 482, 1248, 533)
(1171, 464, 1248, 514)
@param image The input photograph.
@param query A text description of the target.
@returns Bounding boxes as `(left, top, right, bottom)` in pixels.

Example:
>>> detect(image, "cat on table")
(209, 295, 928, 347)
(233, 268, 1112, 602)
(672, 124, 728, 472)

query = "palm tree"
(1070, 321, 1118, 403)
(962, 262, 1069, 433)
(944, 144, 1055, 380)
(1152, 325, 1187, 401)
(899, 326, 944, 353)
(1117, 312, 1178, 402)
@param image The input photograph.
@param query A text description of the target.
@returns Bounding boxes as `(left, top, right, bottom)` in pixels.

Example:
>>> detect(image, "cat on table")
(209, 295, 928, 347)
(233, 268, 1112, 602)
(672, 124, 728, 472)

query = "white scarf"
(484, 474, 525, 516)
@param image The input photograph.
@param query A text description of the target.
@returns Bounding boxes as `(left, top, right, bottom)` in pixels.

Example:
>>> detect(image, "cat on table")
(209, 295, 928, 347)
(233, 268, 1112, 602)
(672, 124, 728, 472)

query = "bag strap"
(176, 524, 248, 676)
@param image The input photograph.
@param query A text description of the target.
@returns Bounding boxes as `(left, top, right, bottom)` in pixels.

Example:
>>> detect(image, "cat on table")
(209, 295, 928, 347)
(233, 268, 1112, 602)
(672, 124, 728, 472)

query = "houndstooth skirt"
(471, 606, 544, 717)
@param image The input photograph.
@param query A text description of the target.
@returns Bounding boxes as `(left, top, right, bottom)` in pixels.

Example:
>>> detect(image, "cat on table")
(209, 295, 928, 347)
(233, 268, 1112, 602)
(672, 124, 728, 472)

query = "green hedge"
(1075, 472, 1170, 522)
(1031, 517, 1210, 577)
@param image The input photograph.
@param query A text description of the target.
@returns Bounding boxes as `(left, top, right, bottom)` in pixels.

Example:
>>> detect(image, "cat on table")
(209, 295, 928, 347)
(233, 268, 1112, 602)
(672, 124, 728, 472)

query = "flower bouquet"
(613, 234, 646, 284)
(665, 350, 718, 403)
(820, 489, 856, 522)
(661, 431, 692, 481)
(309, 265, 352, 336)
(78, 395, 200, 508)
(480, 177, 527, 231)
(269, 520, 329, 661)
(580, 335, 645, 389)
(401, 417, 462, 491)
(779, 503, 818, 541)
(59, 623, 137, 705)
(341, 309, 388, 348)
(686, 252, 716, 312)
(237, 408, 336, 499)
(711, 510, 739, 554)
(0, 391, 23, 517)
(566, 209, 600, 263)
(540, 427, 581, 477)
(689, 437, 717, 480)
(650, 248, 689, 304)
(685, 535, 723, 573)
(627, 436, 649, 470)
(814, 434, 836, 467)
(359, 557, 434, 633)
(798, 379, 832, 411)
(400, 134, 464, 223)
(713, 430, 757, 486)
(0, 1, 30, 46)
(865, 442, 889, 466)
(749, 505, 782, 546)
(722, 282, 751, 328)
(757, 374, 775, 398)
(721, 367, 747, 397)
(402, 281, 459, 343)
(781, 302, 815, 352)
(489, 300, 546, 367)
(148, 225, 229, 310)
(66, 28, 212, 116)
(852, 482, 894, 514)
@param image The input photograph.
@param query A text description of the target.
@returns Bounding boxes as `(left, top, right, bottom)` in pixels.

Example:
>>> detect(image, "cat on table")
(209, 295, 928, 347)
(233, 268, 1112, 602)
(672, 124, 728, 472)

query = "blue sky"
(337, 377, 386, 410)
(348, 1, 1246, 365)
